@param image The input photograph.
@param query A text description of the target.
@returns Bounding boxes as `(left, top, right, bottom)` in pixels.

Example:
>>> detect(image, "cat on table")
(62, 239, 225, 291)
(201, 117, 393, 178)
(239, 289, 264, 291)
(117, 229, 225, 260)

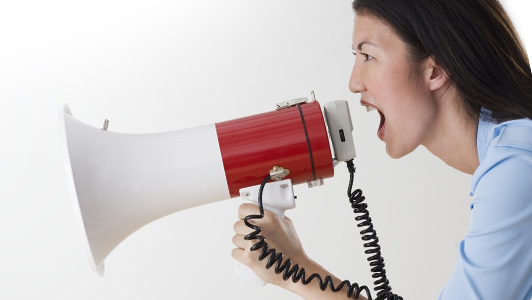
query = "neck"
(423, 87, 480, 175)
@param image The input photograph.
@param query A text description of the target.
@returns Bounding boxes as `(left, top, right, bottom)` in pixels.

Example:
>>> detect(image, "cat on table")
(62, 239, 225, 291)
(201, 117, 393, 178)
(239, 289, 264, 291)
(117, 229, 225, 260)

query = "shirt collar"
(477, 109, 495, 165)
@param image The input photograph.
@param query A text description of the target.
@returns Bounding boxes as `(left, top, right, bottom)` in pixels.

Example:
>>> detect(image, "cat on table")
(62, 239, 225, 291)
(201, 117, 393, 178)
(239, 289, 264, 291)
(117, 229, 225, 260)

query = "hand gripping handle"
(235, 179, 296, 285)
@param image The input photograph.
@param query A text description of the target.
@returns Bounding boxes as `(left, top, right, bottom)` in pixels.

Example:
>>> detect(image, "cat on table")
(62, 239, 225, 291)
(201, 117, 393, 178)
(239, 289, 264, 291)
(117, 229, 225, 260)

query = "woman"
(232, 0, 532, 299)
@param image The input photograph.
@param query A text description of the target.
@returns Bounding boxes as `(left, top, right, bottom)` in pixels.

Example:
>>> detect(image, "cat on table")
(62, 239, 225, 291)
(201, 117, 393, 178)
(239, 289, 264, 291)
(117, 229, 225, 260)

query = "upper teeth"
(365, 105, 376, 112)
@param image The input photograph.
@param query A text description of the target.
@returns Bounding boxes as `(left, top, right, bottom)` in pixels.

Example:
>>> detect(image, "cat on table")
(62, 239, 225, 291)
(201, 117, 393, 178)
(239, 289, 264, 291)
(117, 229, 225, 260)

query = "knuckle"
(238, 204, 252, 218)
(266, 212, 281, 226)
(242, 250, 256, 265)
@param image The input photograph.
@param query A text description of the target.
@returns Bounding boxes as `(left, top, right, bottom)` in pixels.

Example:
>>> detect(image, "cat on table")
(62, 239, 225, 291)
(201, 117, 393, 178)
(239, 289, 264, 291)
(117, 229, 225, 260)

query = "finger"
(231, 240, 260, 265)
(238, 203, 262, 219)
(231, 247, 245, 263)
(233, 219, 256, 235)
(232, 234, 254, 250)
(232, 243, 264, 268)
(232, 247, 256, 266)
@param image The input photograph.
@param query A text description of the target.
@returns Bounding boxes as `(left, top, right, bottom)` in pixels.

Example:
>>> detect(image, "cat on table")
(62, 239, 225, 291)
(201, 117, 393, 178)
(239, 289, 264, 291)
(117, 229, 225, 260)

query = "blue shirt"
(439, 116, 532, 300)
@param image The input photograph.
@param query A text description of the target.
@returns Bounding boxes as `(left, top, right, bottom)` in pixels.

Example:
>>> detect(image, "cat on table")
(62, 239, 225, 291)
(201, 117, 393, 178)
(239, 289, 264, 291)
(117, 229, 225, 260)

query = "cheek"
(389, 90, 436, 132)
(364, 62, 434, 126)
(366, 63, 411, 101)
(389, 91, 438, 155)
(382, 82, 437, 156)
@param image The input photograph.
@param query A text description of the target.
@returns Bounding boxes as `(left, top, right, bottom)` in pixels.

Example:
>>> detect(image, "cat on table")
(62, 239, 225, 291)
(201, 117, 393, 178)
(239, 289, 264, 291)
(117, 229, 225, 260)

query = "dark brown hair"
(353, 0, 532, 123)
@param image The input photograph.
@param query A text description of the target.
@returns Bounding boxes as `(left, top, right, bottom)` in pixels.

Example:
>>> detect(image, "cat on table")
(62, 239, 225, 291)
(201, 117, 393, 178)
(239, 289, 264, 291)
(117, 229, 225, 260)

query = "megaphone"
(60, 96, 355, 278)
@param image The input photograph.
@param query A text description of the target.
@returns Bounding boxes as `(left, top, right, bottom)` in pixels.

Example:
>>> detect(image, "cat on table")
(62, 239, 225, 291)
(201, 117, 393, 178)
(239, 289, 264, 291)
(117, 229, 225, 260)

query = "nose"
(349, 59, 365, 94)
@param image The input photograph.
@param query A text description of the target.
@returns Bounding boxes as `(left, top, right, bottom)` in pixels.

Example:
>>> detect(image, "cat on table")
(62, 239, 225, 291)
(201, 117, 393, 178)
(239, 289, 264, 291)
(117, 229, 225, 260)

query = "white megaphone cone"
(60, 104, 234, 275)
(60, 98, 355, 280)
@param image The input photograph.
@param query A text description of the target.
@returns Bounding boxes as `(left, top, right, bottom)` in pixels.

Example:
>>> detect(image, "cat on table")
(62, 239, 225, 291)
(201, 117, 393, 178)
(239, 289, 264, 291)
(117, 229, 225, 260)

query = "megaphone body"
(60, 98, 354, 277)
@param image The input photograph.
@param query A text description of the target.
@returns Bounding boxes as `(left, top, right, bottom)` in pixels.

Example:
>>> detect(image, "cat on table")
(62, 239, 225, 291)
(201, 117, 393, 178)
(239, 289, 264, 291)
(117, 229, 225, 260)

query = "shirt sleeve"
(439, 145, 532, 300)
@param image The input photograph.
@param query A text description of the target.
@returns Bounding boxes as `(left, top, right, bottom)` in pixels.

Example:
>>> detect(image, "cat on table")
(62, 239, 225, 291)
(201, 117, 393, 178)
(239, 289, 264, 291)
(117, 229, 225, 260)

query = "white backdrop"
(1, 1, 530, 299)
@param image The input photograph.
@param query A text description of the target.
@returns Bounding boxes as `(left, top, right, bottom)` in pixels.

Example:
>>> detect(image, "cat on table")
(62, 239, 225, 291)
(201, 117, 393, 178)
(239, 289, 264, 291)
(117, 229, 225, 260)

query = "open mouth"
(362, 101, 386, 140)
(377, 109, 386, 139)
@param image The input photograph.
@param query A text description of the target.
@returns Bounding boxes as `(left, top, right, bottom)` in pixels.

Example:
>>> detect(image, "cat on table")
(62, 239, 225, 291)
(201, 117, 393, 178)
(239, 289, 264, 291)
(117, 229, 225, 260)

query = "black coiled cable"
(345, 160, 402, 300)
(243, 160, 403, 300)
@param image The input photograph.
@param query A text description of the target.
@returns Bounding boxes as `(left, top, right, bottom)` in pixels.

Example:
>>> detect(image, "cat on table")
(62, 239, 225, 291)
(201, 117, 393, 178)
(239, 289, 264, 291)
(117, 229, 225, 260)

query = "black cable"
(243, 160, 403, 300)
(345, 160, 402, 300)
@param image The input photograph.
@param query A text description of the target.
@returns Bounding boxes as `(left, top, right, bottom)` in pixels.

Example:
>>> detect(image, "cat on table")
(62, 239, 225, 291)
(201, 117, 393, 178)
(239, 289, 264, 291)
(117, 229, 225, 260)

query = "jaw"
(383, 120, 426, 159)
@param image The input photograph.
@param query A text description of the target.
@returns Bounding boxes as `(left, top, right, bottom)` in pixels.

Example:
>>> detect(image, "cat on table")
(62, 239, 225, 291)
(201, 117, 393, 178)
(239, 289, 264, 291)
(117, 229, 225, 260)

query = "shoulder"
(469, 118, 532, 230)
(471, 118, 532, 195)
(491, 119, 532, 153)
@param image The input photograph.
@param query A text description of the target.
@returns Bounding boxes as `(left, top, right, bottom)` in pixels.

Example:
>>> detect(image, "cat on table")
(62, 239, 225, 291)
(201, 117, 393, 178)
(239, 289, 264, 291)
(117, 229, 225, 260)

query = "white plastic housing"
(323, 101, 356, 161)
(239, 179, 296, 218)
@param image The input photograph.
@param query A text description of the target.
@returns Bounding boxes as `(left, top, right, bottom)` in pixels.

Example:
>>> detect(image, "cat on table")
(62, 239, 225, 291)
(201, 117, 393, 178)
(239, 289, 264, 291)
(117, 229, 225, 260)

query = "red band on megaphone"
(216, 101, 334, 197)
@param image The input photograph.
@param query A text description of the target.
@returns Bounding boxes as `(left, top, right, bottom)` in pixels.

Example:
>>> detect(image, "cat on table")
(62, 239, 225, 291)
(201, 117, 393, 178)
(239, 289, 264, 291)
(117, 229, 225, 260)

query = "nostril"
(349, 83, 362, 93)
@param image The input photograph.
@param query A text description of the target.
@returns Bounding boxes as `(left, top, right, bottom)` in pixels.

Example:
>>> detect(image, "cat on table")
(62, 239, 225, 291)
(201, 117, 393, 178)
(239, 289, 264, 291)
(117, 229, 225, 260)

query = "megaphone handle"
(235, 204, 286, 286)
(236, 179, 295, 286)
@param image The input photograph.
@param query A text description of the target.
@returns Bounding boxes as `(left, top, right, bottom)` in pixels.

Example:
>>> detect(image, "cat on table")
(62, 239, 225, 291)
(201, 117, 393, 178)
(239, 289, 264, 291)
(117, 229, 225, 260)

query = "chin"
(385, 143, 414, 159)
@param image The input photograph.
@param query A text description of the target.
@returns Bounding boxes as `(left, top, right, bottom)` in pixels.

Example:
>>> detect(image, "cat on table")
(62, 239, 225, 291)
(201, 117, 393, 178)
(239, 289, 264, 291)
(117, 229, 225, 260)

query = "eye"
(352, 51, 374, 61)
(361, 53, 374, 61)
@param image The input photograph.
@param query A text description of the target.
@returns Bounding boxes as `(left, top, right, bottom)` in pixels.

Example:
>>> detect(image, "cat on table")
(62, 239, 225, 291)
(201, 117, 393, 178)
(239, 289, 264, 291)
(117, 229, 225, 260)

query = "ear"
(424, 57, 449, 92)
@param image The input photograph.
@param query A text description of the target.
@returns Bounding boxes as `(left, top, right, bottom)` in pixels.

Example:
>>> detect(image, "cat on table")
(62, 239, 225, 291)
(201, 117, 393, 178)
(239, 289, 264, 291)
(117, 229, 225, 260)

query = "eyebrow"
(353, 41, 378, 50)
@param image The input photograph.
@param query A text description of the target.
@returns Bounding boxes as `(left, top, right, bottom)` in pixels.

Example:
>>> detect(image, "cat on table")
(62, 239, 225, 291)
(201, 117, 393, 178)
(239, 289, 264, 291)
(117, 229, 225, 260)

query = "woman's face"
(350, 13, 439, 158)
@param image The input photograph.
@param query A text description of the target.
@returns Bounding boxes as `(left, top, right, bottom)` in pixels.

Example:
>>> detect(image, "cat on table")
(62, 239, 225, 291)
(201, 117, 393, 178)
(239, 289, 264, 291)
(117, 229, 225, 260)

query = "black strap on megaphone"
(296, 103, 317, 181)
(243, 160, 403, 300)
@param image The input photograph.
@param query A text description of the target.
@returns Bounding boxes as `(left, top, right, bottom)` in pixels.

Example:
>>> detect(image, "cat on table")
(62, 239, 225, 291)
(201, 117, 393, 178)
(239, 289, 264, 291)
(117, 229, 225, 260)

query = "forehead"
(352, 13, 401, 49)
